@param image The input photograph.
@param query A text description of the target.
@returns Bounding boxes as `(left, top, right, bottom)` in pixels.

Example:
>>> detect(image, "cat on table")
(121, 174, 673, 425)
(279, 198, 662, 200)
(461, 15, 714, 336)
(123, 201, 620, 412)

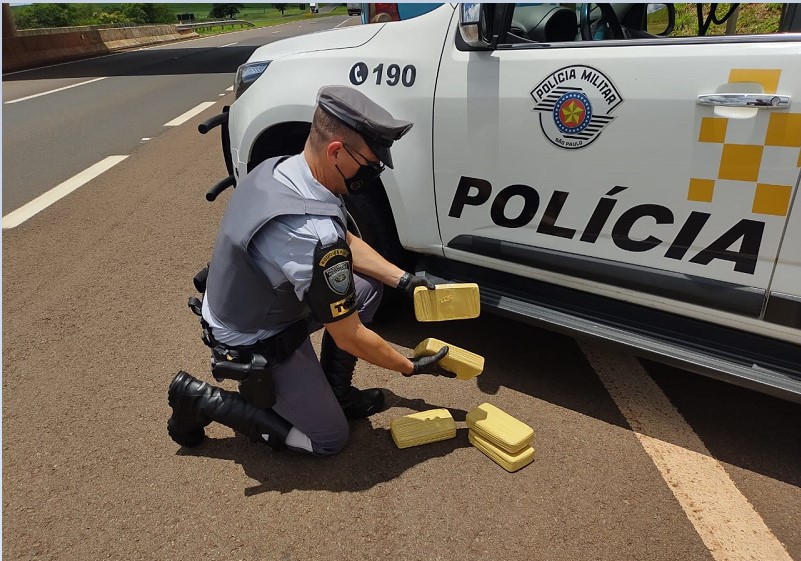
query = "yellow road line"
(580, 341, 793, 561)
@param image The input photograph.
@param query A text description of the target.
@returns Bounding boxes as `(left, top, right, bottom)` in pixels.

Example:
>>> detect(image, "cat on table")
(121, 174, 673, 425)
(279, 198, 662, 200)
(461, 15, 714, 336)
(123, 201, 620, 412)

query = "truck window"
(501, 3, 791, 47)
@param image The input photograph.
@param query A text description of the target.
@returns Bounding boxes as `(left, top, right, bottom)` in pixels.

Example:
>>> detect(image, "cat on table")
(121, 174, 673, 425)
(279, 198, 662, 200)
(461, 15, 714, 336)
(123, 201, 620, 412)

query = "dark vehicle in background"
(347, 3, 362, 15)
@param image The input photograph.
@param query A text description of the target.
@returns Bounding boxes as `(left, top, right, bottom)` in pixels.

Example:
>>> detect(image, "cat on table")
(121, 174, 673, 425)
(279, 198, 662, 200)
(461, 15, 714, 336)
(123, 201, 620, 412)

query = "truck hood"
(246, 23, 384, 63)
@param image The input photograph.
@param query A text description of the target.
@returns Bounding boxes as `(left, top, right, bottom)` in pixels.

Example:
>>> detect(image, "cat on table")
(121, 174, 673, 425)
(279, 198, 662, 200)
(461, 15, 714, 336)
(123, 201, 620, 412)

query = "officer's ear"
(326, 140, 345, 164)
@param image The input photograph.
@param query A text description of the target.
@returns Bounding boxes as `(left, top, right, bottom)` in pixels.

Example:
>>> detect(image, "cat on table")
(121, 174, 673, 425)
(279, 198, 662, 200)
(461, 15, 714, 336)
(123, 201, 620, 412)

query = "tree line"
(13, 4, 176, 29)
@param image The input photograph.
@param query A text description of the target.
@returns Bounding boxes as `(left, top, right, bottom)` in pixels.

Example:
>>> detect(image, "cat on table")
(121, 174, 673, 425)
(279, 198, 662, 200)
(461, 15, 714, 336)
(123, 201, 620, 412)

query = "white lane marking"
(579, 342, 794, 561)
(163, 102, 216, 127)
(218, 93, 225, 97)
(272, 30, 281, 33)
(141, 137, 151, 141)
(225, 86, 234, 92)
(217, 42, 239, 48)
(334, 17, 355, 28)
(4, 77, 107, 104)
(2, 156, 128, 229)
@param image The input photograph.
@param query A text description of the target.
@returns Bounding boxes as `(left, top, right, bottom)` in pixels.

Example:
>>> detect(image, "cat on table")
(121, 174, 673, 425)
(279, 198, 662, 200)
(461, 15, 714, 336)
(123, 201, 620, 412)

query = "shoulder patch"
(307, 238, 357, 323)
(324, 260, 352, 295)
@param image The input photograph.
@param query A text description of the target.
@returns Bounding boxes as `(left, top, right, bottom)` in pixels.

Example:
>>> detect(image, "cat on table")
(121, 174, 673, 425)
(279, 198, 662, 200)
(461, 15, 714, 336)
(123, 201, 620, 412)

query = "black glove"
(407, 346, 449, 376)
(397, 272, 435, 296)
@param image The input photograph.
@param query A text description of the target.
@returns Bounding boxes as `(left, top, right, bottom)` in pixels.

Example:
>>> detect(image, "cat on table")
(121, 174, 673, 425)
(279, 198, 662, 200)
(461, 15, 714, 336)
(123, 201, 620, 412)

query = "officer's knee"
(356, 275, 383, 324)
(312, 418, 349, 456)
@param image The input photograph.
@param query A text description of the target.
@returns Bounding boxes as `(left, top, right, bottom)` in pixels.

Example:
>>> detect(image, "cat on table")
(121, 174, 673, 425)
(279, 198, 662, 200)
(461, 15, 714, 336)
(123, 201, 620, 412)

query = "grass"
(86, 4, 343, 22)
(670, 3, 783, 36)
(193, 5, 349, 36)
(163, 4, 332, 22)
(10, 3, 349, 34)
(639, 3, 781, 36)
(171, 4, 349, 36)
(12, 3, 782, 37)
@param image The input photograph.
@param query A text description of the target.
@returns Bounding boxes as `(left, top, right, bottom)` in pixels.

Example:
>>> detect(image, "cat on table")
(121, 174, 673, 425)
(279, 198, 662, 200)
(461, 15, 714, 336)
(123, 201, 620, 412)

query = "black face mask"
(336, 145, 385, 193)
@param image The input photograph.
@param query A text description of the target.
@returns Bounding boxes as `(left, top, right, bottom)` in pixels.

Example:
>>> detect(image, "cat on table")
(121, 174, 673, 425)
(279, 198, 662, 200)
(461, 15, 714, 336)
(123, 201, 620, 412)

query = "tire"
(344, 182, 416, 314)
(344, 181, 414, 271)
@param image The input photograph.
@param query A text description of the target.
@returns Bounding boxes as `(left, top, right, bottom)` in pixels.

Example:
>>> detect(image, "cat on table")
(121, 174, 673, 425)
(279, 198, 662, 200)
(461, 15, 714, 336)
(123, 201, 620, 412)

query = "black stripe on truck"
(447, 234, 764, 317)
(765, 292, 801, 329)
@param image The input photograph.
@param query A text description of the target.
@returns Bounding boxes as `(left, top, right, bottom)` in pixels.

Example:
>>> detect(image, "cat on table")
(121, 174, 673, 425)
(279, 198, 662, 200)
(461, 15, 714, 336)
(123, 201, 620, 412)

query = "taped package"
(413, 283, 480, 322)
(390, 409, 457, 449)
(468, 430, 535, 473)
(466, 403, 534, 454)
(413, 338, 484, 380)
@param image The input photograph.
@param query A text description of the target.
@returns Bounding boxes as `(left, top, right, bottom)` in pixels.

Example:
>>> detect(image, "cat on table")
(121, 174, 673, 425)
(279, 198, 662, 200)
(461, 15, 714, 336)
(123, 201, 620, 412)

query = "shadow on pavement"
(176, 293, 800, 493)
(372, 296, 801, 490)
(4, 15, 353, 81)
(178, 389, 472, 496)
(371, 298, 630, 430)
(3, 46, 258, 81)
(644, 360, 801, 489)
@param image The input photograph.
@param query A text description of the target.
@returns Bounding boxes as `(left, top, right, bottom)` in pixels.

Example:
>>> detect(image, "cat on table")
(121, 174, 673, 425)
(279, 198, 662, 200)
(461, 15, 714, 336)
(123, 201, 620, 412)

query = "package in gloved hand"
(413, 283, 480, 322)
(413, 338, 484, 380)
(390, 409, 456, 449)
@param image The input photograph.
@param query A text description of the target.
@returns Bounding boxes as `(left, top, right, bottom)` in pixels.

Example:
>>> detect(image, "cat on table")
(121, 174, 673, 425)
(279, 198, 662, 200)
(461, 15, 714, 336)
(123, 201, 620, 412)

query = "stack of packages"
(466, 403, 535, 472)
(389, 281, 536, 472)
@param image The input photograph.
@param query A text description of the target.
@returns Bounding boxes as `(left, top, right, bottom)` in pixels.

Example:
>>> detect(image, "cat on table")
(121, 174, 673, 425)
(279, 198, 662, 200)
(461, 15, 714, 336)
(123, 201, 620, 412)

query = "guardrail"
(3, 24, 198, 73)
(176, 20, 255, 31)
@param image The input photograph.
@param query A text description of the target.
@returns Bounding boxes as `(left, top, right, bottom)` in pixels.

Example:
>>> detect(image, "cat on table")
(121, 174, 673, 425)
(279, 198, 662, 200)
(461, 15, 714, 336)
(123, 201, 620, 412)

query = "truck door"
(433, 3, 801, 322)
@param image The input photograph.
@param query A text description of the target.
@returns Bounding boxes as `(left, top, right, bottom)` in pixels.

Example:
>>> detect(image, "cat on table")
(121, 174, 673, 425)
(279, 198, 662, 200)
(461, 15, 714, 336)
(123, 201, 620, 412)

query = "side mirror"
(459, 3, 495, 48)
(646, 3, 675, 36)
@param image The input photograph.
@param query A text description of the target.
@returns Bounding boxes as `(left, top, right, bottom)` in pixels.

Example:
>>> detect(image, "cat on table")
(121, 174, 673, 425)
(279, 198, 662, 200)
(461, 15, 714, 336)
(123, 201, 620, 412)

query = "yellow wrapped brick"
(390, 409, 457, 449)
(466, 403, 534, 454)
(468, 430, 535, 472)
(413, 283, 480, 322)
(413, 338, 484, 380)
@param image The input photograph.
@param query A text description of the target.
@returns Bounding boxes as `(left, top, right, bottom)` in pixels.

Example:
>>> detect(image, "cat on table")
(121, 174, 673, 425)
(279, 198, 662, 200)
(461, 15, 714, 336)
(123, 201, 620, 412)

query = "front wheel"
(344, 182, 414, 272)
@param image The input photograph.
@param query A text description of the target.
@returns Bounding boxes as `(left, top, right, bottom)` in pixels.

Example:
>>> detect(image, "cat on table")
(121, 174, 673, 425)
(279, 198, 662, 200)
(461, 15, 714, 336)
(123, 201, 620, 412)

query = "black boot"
(320, 331, 385, 419)
(167, 371, 292, 450)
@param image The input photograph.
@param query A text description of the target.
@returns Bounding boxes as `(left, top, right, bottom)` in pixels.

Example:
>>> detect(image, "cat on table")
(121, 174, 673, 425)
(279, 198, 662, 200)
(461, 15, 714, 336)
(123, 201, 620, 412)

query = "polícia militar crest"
(531, 65, 622, 149)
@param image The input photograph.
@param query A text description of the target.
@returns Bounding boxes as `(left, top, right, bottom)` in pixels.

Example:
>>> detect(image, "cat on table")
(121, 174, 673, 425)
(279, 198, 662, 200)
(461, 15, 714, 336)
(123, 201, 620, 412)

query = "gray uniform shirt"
(202, 154, 346, 345)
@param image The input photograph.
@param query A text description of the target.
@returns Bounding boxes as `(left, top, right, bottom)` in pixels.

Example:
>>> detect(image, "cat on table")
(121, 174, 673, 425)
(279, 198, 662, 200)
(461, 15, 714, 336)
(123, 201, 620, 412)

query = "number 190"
(373, 64, 416, 87)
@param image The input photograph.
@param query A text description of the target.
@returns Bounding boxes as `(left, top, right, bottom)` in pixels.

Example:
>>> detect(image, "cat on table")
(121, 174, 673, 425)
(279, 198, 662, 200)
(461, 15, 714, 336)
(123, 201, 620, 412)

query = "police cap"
(317, 85, 413, 169)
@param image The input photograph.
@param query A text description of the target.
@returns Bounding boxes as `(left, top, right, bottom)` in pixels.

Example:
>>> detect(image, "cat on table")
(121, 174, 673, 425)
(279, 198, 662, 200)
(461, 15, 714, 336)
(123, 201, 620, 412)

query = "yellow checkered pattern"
(689, 69, 800, 217)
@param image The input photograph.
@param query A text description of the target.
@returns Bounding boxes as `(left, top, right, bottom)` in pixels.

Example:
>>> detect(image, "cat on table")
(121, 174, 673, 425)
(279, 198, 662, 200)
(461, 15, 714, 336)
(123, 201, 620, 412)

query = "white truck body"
(206, 4, 801, 402)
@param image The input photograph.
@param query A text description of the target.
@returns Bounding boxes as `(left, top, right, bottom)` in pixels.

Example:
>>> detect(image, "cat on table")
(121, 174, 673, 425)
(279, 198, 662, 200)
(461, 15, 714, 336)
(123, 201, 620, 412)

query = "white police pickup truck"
(199, 3, 801, 402)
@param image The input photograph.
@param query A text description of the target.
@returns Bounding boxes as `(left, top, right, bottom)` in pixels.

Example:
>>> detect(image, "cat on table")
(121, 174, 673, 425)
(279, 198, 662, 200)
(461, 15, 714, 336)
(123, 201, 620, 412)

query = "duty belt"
(187, 295, 308, 378)
(187, 264, 310, 409)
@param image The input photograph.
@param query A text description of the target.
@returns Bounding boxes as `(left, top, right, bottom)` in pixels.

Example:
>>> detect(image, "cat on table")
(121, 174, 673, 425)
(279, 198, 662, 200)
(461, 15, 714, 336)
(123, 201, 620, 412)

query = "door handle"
(697, 93, 790, 109)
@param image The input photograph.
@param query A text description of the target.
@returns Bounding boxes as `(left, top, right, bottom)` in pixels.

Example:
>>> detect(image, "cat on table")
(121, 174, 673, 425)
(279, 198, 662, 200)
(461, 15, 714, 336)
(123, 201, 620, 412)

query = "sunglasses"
(343, 144, 385, 172)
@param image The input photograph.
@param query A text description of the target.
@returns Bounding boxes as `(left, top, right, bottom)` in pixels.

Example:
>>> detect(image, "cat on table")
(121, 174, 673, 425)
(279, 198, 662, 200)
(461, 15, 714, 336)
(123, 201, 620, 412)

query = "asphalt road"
(1, 15, 355, 214)
(2, 17, 801, 561)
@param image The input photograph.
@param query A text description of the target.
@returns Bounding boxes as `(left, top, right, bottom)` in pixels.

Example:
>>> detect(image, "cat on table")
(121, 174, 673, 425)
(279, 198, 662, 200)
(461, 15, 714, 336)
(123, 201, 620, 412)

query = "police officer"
(167, 86, 449, 456)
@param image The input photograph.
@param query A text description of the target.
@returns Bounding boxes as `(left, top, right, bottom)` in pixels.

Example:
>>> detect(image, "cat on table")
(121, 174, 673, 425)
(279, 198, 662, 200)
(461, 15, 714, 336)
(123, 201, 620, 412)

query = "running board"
(416, 257, 801, 404)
